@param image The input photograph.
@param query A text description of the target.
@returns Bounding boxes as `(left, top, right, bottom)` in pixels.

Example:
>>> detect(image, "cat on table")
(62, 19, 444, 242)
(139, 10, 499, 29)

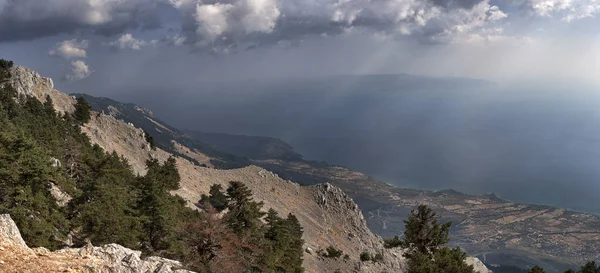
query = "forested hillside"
(0, 59, 304, 272)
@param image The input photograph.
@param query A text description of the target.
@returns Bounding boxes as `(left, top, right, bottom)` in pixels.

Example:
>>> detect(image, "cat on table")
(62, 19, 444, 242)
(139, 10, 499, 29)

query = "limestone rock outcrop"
(0, 214, 192, 273)
(8, 66, 75, 114)
(0, 211, 489, 273)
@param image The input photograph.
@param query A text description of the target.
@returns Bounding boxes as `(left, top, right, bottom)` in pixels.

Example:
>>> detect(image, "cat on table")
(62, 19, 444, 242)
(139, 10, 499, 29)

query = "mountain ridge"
(77, 91, 600, 272)
(6, 65, 422, 272)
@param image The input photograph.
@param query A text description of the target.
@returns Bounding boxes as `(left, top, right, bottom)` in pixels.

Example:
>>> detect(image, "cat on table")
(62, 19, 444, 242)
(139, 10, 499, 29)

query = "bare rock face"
(467, 256, 491, 273)
(134, 105, 154, 117)
(49, 182, 72, 207)
(0, 214, 193, 273)
(0, 215, 28, 248)
(80, 112, 168, 175)
(8, 66, 75, 114)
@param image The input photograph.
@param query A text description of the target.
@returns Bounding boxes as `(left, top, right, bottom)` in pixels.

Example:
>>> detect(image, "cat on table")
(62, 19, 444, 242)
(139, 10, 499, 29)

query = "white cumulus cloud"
(49, 39, 89, 59)
(239, 0, 280, 33)
(109, 33, 150, 50)
(188, 0, 280, 46)
(169, 0, 513, 50)
(65, 60, 92, 81)
(195, 3, 234, 41)
(529, 0, 572, 16)
(527, 0, 600, 21)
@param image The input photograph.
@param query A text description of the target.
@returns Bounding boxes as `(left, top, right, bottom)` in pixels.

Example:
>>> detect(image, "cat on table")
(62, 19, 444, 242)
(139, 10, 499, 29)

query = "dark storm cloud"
(2, 0, 600, 49)
(0, 0, 161, 42)
(168, 0, 507, 51)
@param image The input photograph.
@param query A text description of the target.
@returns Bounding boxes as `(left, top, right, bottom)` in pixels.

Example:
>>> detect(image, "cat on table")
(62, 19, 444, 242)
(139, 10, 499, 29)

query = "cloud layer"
(528, 0, 600, 21)
(4, 0, 600, 84)
(0, 0, 160, 42)
(2, 0, 599, 49)
(170, 0, 503, 49)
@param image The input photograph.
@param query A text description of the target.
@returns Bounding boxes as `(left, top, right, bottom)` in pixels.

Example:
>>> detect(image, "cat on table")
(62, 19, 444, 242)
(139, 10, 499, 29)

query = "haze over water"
(109, 75, 600, 214)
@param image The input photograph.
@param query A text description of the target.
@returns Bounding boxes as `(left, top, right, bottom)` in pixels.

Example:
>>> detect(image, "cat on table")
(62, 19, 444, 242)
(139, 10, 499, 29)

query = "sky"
(5, 0, 600, 213)
(1, 0, 600, 92)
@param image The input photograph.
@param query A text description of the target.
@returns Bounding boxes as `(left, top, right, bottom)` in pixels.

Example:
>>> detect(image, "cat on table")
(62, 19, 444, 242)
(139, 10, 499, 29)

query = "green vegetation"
(373, 252, 384, 262)
(360, 251, 384, 263)
(360, 251, 372, 261)
(318, 246, 344, 259)
(0, 59, 12, 81)
(383, 235, 402, 248)
(0, 59, 304, 272)
(199, 184, 228, 212)
(74, 96, 91, 123)
(386, 204, 475, 273)
(193, 182, 304, 272)
(263, 208, 305, 273)
(143, 129, 156, 150)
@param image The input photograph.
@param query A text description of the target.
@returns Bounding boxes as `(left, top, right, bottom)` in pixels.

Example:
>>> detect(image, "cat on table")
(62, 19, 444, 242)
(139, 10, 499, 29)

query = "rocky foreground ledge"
(0, 214, 192, 273)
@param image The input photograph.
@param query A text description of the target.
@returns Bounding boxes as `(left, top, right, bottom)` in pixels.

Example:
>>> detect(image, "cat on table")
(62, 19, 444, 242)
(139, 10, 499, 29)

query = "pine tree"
(145, 157, 180, 191)
(71, 152, 142, 249)
(225, 181, 265, 234)
(207, 184, 228, 212)
(433, 247, 475, 273)
(139, 171, 170, 252)
(143, 129, 156, 150)
(401, 204, 451, 257)
(263, 208, 286, 270)
(0, 132, 69, 249)
(74, 96, 91, 124)
(281, 213, 304, 273)
(138, 159, 183, 252)
(0, 59, 13, 81)
(399, 204, 474, 273)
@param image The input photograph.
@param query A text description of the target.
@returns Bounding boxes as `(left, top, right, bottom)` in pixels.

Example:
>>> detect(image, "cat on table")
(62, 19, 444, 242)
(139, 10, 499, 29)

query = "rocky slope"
(75, 93, 250, 170)
(257, 159, 600, 272)
(6, 66, 490, 273)
(79, 111, 407, 273)
(9, 66, 75, 114)
(0, 214, 192, 273)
